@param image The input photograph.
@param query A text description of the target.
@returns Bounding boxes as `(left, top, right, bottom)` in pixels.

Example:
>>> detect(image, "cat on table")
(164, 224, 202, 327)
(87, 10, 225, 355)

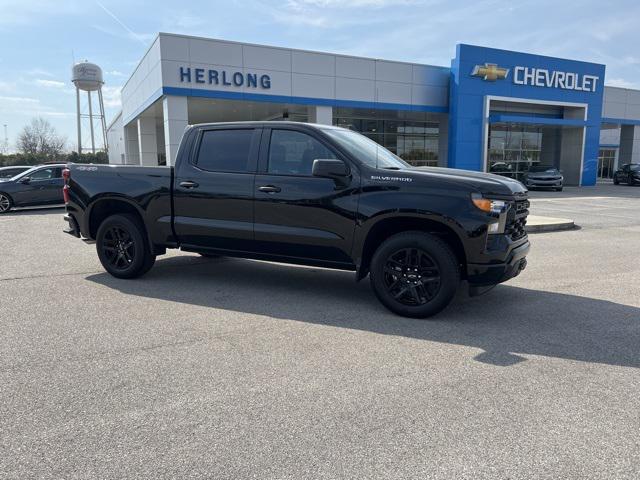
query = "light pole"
(2, 124, 7, 154)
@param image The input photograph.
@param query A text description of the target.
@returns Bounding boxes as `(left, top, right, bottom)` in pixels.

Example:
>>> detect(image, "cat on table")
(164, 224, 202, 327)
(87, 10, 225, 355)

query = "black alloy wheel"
(102, 226, 136, 271)
(383, 248, 441, 306)
(96, 214, 155, 278)
(370, 231, 460, 318)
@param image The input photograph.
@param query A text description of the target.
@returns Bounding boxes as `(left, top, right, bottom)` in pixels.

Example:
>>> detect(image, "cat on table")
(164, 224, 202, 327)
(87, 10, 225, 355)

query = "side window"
(52, 168, 63, 178)
(623, 165, 630, 172)
(268, 130, 336, 176)
(196, 129, 254, 173)
(30, 168, 54, 180)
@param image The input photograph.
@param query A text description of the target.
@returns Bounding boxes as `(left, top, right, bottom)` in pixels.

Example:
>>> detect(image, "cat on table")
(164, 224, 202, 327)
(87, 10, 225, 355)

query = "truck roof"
(187, 121, 344, 130)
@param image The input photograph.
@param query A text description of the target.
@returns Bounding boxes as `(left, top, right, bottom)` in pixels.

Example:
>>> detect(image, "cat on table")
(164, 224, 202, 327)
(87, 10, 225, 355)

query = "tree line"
(0, 117, 109, 166)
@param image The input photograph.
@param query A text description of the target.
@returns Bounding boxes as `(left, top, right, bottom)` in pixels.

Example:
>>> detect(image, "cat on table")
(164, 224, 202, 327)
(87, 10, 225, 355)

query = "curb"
(526, 216, 576, 233)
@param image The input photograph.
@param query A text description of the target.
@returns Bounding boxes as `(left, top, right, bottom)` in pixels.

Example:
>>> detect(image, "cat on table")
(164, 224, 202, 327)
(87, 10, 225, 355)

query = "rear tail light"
(62, 168, 71, 203)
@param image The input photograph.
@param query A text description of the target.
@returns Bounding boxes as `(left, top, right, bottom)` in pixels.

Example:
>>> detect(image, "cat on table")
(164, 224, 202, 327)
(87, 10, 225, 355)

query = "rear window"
(196, 129, 254, 173)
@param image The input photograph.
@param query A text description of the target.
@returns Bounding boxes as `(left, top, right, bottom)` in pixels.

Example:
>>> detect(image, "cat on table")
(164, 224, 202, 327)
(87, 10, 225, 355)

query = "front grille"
(506, 199, 529, 240)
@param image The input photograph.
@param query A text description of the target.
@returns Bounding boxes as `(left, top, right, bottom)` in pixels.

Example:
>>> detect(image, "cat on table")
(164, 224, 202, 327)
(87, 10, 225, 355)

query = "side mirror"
(312, 159, 349, 178)
(312, 159, 350, 188)
(20, 177, 31, 184)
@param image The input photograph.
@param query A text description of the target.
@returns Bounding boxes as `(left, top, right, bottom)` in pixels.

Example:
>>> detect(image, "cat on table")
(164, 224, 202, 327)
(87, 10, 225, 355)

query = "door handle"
(179, 180, 199, 189)
(258, 185, 281, 193)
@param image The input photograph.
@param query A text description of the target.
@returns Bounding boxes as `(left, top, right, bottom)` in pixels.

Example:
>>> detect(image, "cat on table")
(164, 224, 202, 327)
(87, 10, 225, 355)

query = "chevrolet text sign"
(513, 66, 599, 92)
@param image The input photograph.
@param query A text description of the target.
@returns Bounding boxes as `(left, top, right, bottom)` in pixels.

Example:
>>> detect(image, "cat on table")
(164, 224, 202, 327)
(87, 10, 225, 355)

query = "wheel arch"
(356, 214, 468, 281)
(87, 196, 153, 250)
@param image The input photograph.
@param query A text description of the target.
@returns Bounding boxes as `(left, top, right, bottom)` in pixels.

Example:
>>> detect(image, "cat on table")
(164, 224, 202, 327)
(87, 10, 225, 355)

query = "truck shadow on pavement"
(87, 254, 640, 369)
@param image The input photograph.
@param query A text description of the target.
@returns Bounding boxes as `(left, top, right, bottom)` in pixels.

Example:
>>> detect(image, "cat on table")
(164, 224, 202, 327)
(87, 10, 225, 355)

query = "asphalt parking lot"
(1, 185, 639, 479)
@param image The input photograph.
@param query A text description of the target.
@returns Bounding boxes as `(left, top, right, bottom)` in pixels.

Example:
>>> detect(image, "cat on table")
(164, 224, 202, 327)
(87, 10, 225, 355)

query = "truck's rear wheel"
(369, 231, 459, 318)
(96, 214, 155, 279)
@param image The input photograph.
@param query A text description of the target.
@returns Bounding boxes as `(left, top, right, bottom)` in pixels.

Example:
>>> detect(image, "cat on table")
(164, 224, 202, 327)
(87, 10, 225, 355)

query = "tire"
(369, 231, 460, 318)
(96, 214, 156, 279)
(0, 193, 12, 214)
(555, 187, 563, 192)
(613, 176, 619, 185)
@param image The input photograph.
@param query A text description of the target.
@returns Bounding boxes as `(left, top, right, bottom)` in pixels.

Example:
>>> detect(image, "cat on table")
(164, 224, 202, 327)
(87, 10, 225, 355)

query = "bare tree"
(17, 117, 66, 158)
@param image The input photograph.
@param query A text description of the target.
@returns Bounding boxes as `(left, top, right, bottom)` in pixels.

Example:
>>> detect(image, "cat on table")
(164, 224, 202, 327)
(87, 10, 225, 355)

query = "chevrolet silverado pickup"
(63, 122, 530, 318)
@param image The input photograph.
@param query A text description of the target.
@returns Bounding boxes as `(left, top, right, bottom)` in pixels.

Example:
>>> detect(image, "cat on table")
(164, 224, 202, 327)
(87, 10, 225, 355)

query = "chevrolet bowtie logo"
(471, 63, 509, 81)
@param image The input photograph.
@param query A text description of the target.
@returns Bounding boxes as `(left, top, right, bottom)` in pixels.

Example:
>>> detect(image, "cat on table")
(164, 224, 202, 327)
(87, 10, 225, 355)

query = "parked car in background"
(0, 164, 66, 213)
(613, 163, 640, 185)
(0, 165, 31, 179)
(521, 165, 563, 191)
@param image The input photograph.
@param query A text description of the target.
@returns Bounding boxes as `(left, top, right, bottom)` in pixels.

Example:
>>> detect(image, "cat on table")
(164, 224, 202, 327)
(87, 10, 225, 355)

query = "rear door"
(253, 126, 359, 265)
(173, 126, 261, 252)
(40, 167, 64, 203)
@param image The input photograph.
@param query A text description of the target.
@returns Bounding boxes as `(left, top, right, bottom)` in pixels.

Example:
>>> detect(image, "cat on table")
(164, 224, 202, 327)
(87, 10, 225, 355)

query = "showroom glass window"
(196, 129, 254, 173)
(333, 108, 440, 167)
(268, 129, 336, 176)
(488, 124, 545, 179)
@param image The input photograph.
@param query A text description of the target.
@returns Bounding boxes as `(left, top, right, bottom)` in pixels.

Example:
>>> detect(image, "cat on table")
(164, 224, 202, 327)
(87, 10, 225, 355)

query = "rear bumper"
(467, 240, 530, 286)
(63, 214, 81, 238)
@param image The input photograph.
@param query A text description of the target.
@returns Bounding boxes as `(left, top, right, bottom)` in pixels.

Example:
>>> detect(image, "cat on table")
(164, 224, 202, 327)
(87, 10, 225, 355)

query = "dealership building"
(107, 32, 640, 186)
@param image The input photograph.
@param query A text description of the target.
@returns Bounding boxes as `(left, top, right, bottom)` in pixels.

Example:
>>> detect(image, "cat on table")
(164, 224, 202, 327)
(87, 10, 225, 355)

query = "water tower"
(72, 61, 108, 154)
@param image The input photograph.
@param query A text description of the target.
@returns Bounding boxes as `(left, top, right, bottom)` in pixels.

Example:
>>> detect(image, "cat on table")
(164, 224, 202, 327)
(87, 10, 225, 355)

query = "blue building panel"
(449, 44, 606, 185)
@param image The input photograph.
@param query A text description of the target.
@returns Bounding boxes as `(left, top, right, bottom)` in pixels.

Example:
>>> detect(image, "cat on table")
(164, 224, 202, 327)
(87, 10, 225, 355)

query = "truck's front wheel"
(369, 231, 459, 318)
(96, 214, 156, 279)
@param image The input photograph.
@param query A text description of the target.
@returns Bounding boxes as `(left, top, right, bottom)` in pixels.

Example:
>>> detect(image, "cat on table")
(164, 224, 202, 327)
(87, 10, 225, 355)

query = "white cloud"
(101, 86, 122, 108)
(286, 0, 420, 7)
(27, 68, 54, 77)
(0, 1, 85, 28)
(0, 95, 73, 118)
(35, 79, 66, 88)
(40, 111, 75, 118)
(105, 70, 125, 77)
(0, 95, 40, 104)
(0, 81, 17, 93)
(95, 1, 153, 46)
(606, 78, 640, 90)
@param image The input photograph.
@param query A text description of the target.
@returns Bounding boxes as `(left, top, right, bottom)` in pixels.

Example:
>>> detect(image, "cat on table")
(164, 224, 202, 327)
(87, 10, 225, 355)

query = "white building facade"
(108, 33, 640, 186)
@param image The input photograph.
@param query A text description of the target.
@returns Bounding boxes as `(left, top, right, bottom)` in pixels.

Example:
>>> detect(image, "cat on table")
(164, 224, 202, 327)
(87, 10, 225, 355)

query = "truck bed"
(65, 164, 175, 249)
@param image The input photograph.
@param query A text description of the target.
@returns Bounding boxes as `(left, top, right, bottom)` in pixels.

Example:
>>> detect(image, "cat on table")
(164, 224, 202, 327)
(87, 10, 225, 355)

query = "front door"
(173, 126, 261, 252)
(253, 127, 359, 265)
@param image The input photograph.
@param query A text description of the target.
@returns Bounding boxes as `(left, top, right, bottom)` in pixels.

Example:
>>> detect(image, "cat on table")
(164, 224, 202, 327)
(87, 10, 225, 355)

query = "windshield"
(9, 167, 37, 181)
(528, 165, 558, 173)
(321, 128, 410, 170)
(1, 168, 29, 180)
(630, 164, 640, 171)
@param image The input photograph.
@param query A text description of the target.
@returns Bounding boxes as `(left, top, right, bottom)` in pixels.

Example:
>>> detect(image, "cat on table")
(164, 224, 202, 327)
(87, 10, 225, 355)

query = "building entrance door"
(598, 149, 616, 179)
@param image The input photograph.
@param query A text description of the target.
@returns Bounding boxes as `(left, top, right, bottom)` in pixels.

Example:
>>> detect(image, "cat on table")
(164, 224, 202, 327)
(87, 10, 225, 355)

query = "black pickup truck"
(63, 122, 530, 318)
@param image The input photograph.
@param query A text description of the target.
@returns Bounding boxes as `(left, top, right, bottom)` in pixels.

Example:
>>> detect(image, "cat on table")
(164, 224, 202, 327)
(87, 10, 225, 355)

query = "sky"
(0, 0, 639, 152)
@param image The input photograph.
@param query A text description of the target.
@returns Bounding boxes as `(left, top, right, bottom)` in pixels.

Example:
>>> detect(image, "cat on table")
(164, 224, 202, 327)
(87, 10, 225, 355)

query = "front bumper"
(467, 240, 530, 286)
(525, 178, 562, 187)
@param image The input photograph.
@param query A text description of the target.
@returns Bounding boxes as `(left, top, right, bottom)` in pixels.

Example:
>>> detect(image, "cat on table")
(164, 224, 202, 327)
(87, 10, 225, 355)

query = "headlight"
(472, 194, 510, 235)
(471, 194, 508, 215)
